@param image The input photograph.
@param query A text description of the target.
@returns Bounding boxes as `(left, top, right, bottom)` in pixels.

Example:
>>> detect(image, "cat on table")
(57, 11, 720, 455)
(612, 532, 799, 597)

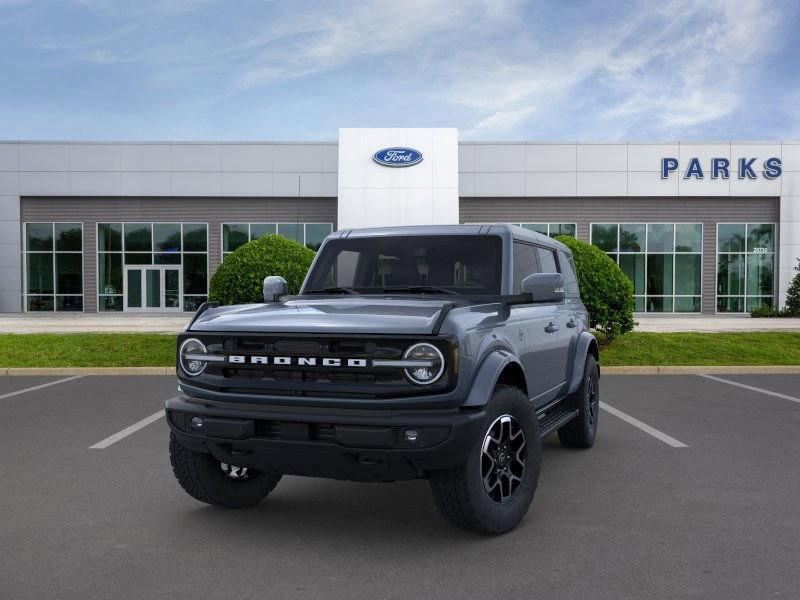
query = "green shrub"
(555, 235, 635, 339)
(209, 234, 316, 305)
(786, 258, 800, 316)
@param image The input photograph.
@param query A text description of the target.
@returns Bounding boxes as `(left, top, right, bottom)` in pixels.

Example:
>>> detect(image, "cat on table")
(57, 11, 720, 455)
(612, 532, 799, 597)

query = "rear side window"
(536, 247, 559, 273)
(559, 251, 580, 295)
(513, 242, 538, 293)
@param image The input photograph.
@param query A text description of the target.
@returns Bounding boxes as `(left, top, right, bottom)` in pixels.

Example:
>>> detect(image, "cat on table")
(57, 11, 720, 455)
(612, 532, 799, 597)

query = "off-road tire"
(429, 385, 541, 534)
(169, 432, 281, 508)
(558, 354, 599, 448)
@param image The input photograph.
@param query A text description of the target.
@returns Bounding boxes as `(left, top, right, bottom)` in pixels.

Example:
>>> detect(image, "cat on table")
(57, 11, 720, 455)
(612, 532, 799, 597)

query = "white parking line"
(89, 405, 171, 449)
(0, 375, 83, 400)
(600, 401, 689, 448)
(698, 374, 800, 405)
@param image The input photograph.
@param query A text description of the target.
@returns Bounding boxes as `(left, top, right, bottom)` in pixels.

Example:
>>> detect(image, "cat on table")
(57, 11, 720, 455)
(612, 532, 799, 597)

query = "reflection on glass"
(522, 223, 548, 235)
(717, 296, 743, 313)
(165, 269, 180, 308)
(223, 224, 248, 252)
(183, 224, 207, 251)
(27, 253, 54, 294)
(98, 223, 122, 251)
(154, 223, 181, 253)
(646, 254, 673, 295)
(619, 224, 645, 252)
(26, 223, 53, 251)
(675, 224, 702, 252)
(56, 253, 82, 294)
(99, 295, 123, 311)
(183, 254, 207, 295)
(647, 297, 673, 313)
(718, 224, 745, 252)
(717, 254, 744, 295)
(747, 223, 774, 253)
(675, 254, 701, 295)
(746, 297, 773, 312)
(250, 223, 277, 240)
(591, 224, 618, 252)
(146, 269, 160, 308)
(747, 254, 774, 295)
(124, 223, 152, 252)
(278, 223, 302, 242)
(675, 297, 701, 313)
(304, 223, 332, 250)
(56, 296, 83, 311)
(551, 223, 576, 237)
(55, 223, 82, 251)
(647, 224, 674, 252)
(127, 270, 142, 308)
(619, 254, 645, 295)
(99, 254, 122, 294)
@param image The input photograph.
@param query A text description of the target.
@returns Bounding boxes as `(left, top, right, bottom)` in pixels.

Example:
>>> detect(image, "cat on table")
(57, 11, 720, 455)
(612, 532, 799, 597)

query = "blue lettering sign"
(684, 157, 704, 179)
(373, 147, 423, 168)
(711, 157, 730, 179)
(660, 157, 781, 180)
(738, 157, 757, 179)
(763, 157, 782, 179)
(661, 157, 679, 179)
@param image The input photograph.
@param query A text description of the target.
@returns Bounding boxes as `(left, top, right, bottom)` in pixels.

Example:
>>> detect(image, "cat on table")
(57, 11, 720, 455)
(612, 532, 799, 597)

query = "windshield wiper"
(380, 286, 459, 295)
(306, 287, 361, 295)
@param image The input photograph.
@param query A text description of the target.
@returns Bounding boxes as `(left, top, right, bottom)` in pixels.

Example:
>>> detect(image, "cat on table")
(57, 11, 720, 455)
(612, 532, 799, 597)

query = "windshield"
(304, 235, 502, 295)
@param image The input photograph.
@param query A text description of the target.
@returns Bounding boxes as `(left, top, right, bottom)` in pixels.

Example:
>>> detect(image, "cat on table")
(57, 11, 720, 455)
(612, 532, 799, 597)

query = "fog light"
(189, 416, 204, 431)
(403, 429, 420, 443)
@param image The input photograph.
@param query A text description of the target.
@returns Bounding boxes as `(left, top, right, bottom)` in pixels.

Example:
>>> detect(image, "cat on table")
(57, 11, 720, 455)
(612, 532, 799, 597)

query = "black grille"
(183, 333, 454, 400)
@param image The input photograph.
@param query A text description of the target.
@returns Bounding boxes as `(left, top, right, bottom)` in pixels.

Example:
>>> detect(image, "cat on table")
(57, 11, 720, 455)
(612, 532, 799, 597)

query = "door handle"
(566, 319, 577, 328)
(544, 322, 559, 333)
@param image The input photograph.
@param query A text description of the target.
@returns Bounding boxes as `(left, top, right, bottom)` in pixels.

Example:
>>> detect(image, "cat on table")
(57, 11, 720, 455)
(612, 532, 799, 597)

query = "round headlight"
(179, 338, 207, 377)
(403, 343, 445, 385)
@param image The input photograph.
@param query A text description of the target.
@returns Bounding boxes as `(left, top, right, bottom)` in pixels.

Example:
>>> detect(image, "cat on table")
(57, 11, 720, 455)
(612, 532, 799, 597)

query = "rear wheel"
(169, 432, 281, 508)
(558, 354, 599, 448)
(429, 385, 541, 534)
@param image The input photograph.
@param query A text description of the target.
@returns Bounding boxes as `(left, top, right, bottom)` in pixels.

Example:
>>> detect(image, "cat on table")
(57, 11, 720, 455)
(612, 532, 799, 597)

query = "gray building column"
(0, 142, 21, 312)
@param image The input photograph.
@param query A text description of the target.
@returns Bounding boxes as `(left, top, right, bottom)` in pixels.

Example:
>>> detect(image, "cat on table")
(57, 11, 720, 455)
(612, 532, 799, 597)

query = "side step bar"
(537, 405, 579, 437)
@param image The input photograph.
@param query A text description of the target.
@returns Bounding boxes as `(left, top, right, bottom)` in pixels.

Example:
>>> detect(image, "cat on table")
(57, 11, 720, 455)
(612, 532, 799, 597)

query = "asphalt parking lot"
(1, 374, 799, 600)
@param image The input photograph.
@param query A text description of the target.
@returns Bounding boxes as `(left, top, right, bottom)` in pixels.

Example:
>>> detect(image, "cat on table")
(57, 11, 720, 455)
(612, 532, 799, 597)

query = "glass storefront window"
(590, 224, 618, 252)
(24, 222, 83, 312)
(591, 222, 702, 313)
(221, 222, 334, 258)
(223, 223, 249, 252)
(519, 223, 576, 238)
(98, 222, 208, 312)
(717, 223, 775, 313)
(124, 223, 152, 252)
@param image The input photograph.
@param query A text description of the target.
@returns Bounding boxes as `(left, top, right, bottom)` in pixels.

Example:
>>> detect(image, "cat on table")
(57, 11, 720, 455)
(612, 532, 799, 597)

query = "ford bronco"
(167, 224, 599, 533)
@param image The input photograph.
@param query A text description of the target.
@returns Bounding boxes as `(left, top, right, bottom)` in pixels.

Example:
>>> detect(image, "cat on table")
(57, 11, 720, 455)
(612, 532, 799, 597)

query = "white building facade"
(0, 128, 797, 315)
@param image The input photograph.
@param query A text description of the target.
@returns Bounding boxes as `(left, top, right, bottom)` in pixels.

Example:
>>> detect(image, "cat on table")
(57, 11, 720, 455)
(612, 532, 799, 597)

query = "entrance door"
(123, 266, 183, 312)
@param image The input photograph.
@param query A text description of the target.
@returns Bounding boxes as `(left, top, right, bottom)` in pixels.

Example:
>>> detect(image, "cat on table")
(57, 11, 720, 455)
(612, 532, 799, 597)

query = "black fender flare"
(567, 332, 600, 394)
(462, 349, 525, 407)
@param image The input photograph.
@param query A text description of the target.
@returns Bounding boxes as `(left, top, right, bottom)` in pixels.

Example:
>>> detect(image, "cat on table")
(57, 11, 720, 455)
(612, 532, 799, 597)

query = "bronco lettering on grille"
(227, 355, 369, 367)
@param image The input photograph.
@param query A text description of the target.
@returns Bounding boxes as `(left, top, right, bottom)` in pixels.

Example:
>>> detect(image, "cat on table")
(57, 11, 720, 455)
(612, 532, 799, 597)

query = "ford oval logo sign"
(372, 147, 423, 167)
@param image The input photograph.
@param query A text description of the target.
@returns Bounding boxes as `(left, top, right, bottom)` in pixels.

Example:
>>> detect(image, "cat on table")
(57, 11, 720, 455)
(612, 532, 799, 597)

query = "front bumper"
(166, 396, 486, 482)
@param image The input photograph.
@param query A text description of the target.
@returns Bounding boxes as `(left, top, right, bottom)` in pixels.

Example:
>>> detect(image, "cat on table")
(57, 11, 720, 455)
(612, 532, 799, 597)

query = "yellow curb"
(1, 367, 174, 376)
(603, 365, 800, 375)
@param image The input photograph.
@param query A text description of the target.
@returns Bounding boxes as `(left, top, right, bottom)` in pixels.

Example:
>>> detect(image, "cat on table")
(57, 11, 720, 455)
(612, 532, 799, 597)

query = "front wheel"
(429, 385, 541, 534)
(169, 432, 281, 508)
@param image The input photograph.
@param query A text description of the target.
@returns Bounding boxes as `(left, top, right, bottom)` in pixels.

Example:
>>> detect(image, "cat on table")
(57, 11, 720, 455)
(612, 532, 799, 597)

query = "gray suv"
(167, 225, 599, 533)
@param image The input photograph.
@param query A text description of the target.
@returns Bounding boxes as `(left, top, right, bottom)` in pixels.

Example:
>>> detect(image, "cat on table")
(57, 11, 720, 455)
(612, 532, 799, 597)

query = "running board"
(537, 406, 579, 436)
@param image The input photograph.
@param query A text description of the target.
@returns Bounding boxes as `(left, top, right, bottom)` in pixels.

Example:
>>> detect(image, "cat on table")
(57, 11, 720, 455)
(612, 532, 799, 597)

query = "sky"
(0, 0, 798, 141)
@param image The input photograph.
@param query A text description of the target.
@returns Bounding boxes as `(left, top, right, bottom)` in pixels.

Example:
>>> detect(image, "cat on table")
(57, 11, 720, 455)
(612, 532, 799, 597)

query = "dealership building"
(0, 128, 798, 315)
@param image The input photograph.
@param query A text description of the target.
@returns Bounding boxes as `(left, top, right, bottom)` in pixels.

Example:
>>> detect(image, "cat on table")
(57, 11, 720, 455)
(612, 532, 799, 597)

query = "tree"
(555, 235, 635, 338)
(209, 234, 316, 305)
(785, 258, 800, 316)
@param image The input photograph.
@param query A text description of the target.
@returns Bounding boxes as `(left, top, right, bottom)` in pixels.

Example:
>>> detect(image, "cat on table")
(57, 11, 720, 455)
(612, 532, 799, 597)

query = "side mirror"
(521, 273, 565, 303)
(263, 276, 288, 302)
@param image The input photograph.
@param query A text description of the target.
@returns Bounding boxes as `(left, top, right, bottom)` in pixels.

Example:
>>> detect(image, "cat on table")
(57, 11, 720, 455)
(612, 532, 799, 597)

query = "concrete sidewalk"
(1, 312, 800, 334)
(0, 313, 191, 334)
